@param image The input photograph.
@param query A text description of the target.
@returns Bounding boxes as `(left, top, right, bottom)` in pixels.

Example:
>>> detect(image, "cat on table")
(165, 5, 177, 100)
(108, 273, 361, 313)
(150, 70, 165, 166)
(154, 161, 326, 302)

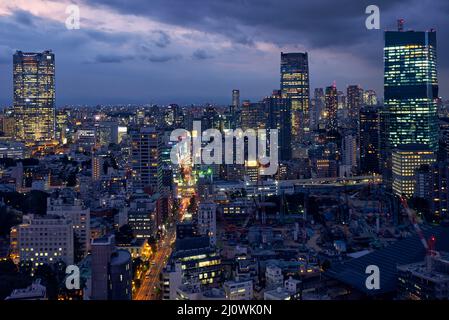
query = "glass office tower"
(280, 52, 310, 151)
(14, 50, 56, 142)
(325, 84, 338, 131)
(384, 26, 438, 151)
(384, 22, 439, 197)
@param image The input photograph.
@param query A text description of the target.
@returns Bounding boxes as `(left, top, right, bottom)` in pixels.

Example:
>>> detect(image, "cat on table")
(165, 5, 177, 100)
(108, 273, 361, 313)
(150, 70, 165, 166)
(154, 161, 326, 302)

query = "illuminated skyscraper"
(130, 127, 162, 194)
(13, 50, 55, 141)
(264, 90, 292, 161)
(392, 145, 435, 197)
(384, 22, 439, 194)
(280, 52, 310, 150)
(232, 89, 240, 108)
(384, 23, 438, 151)
(240, 100, 266, 131)
(325, 84, 338, 131)
(347, 85, 363, 125)
(363, 90, 378, 106)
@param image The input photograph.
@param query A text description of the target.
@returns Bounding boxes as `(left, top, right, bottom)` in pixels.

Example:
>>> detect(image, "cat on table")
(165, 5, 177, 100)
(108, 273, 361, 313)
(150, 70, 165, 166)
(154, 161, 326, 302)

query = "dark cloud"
(0, 1, 448, 106)
(147, 54, 182, 63)
(153, 30, 171, 48)
(91, 54, 135, 64)
(192, 49, 213, 60)
(12, 10, 35, 27)
(84, 0, 404, 49)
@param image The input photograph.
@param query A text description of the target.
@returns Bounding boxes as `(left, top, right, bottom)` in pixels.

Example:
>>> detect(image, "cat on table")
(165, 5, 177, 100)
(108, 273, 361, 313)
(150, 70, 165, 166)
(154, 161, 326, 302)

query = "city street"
(135, 229, 176, 300)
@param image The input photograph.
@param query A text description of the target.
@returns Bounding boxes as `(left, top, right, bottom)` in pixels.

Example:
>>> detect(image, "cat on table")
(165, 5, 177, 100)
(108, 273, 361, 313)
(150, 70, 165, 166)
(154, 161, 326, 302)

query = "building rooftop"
(326, 225, 449, 295)
(5, 279, 46, 300)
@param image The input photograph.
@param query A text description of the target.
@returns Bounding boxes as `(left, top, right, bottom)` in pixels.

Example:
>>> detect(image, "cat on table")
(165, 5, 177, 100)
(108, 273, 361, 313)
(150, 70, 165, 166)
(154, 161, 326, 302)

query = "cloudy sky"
(0, 0, 448, 106)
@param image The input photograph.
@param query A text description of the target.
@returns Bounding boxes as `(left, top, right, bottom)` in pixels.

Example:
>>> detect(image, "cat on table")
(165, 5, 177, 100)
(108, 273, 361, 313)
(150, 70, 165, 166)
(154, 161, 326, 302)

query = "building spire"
(397, 19, 405, 32)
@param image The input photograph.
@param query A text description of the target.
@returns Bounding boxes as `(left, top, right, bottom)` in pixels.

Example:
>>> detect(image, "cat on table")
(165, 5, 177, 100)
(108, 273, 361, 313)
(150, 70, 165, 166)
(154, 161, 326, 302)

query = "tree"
(0, 206, 22, 237)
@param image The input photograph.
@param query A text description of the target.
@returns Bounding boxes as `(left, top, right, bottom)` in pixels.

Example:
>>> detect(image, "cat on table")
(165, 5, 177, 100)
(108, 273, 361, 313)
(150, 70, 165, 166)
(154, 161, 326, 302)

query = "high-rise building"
(130, 127, 162, 194)
(363, 90, 378, 106)
(46, 193, 91, 257)
(384, 22, 439, 195)
(232, 89, 240, 109)
(13, 50, 55, 141)
(312, 88, 325, 130)
(392, 144, 436, 198)
(16, 214, 74, 269)
(197, 201, 217, 246)
(91, 152, 104, 182)
(280, 52, 310, 149)
(347, 85, 363, 126)
(325, 84, 338, 131)
(240, 101, 266, 131)
(91, 235, 132, 300)
(127, 194, 157, 239)
(264, 90, 292, 161)
(341, 134, 358, 173)
(55, 109, 68, 144)
(359, 105, 380, 174)
(384, 23, 439, 151)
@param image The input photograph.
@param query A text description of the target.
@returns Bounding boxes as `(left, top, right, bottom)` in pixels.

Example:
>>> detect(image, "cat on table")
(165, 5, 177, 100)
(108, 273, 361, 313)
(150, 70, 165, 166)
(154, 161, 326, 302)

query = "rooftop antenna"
(397, 19, 405, 32)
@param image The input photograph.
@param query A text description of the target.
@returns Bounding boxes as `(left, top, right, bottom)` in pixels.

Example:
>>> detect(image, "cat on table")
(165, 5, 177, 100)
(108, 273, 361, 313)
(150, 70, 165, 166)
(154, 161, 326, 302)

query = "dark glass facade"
(359, 105, 380, 174)
(264, 90, 292, 161)
(280, 52, 310, 148)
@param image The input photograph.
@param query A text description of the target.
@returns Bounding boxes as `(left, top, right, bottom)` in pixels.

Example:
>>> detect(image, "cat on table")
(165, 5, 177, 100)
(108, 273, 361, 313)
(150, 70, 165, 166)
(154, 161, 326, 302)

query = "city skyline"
(1, 1, 449, 105)
(2, 0, 449, 305)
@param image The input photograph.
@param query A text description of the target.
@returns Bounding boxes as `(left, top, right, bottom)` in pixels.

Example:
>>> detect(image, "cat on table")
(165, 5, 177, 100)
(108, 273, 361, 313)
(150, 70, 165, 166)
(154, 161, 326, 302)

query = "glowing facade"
(384, 28, 438, 151)
(14, 51, 56, 142)
(280, 52, 309, 149)
(392, 145, 435, 197)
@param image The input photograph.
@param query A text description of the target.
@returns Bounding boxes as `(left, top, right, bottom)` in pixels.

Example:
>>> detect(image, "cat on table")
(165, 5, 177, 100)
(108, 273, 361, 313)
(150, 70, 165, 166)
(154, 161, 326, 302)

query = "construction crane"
(400, 196, 439, 271)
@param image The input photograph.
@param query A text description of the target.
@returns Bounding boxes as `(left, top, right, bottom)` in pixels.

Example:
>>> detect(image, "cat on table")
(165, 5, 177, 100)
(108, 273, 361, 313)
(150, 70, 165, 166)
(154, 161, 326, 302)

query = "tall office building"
(312, 88, 325, 130)
(280, 52, 310, 149)
(363, 90, 378, 106)
(384, 22, 439, 151)
(342, 134, 358, 173)
(130, 127, 162, 194)
(347, 85, 364, 126)
(392, 144, 435, 198)
(264, 90, 292, 161)
(232, 89, 240, 109)
(91, 235, 132, 300)
(359, 105, 380, 174)
(13, 50, 55, 141)
(240, 100, 266, 131)
(384, 21, 439, 194)
(325, 84, 338, 131)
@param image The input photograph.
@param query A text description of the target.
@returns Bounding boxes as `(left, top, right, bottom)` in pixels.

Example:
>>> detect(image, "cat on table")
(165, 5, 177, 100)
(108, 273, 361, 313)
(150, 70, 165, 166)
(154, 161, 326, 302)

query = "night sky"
(0, 0, 448, 106)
